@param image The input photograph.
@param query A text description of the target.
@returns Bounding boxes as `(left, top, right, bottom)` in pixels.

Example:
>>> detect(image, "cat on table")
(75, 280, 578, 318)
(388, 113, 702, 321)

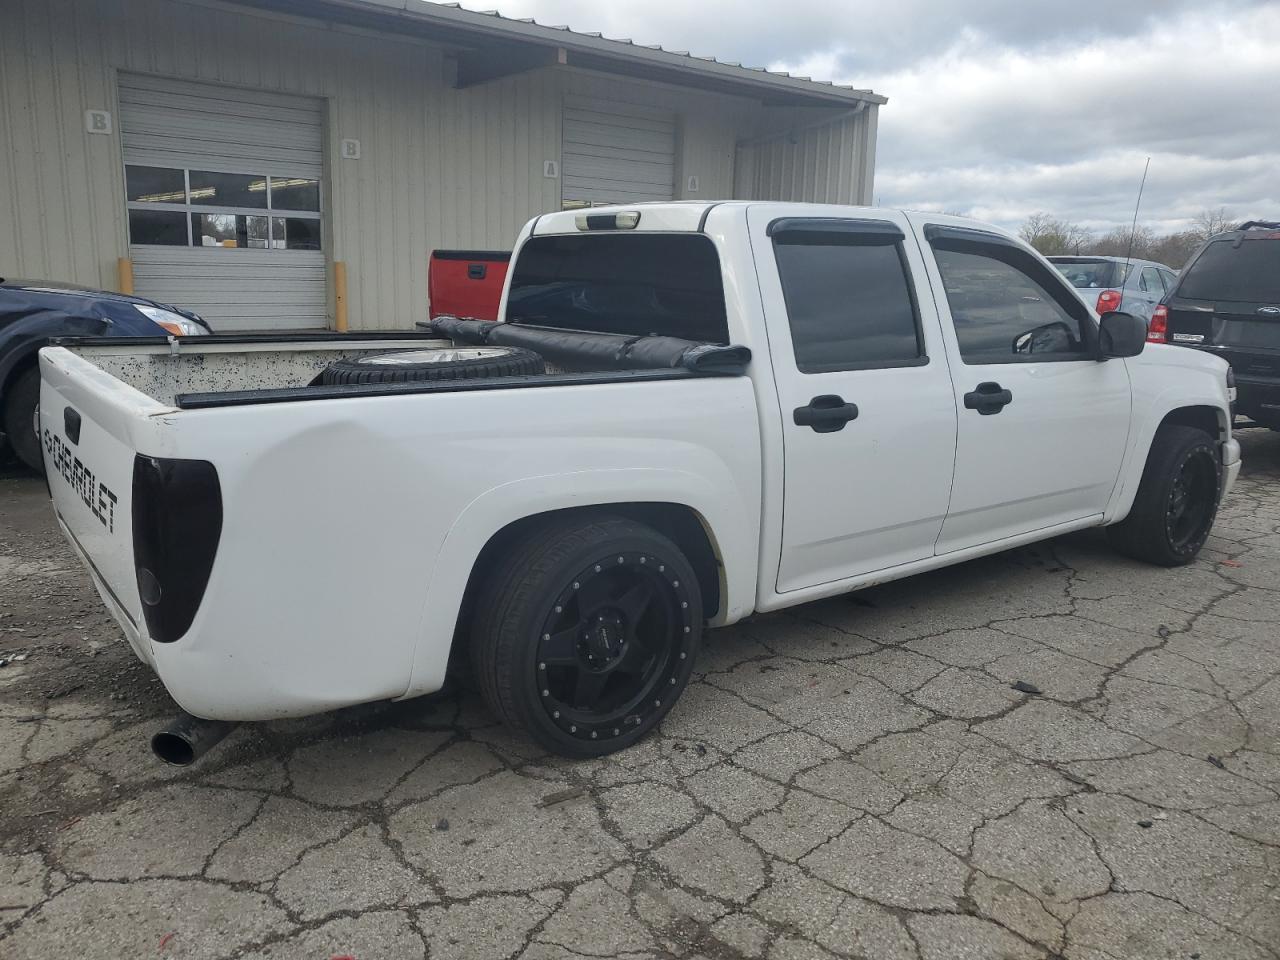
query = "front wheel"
(1107, 424, 1221, 566)
(2, 367, 43, 473)
(470, 516, 702, 757)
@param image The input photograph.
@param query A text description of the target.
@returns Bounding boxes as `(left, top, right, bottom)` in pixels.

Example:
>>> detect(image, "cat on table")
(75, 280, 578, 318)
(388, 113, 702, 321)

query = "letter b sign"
(84, 110, 112, 135)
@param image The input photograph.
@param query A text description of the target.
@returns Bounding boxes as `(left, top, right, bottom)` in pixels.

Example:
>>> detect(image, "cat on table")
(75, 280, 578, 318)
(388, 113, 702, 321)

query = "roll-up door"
(561, 99, 676, 207)
(118, 74, 327, 331)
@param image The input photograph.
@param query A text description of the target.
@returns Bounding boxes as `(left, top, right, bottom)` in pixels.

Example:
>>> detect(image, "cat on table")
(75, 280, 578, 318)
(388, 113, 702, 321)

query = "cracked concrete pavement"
(2, 430, 1278, 960)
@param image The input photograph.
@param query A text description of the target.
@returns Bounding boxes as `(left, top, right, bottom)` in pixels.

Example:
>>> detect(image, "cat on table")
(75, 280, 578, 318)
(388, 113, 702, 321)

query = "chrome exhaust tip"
(151, 712, 238, 766)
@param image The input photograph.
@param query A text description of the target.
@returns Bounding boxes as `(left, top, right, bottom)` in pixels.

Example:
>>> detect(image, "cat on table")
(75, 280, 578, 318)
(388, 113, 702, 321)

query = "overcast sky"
(497, 0, 1280, 235)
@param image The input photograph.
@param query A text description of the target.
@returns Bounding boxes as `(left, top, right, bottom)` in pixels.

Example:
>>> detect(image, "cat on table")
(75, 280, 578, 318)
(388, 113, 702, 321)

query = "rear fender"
(401, 468, 757, 699)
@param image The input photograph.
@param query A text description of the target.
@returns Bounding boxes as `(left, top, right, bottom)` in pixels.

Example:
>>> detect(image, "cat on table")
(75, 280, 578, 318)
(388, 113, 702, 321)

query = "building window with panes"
(125, 166, 322, 250)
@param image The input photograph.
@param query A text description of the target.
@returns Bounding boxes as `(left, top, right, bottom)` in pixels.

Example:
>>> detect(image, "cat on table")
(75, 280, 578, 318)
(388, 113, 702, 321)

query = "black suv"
(1153, 221, 1280, 428)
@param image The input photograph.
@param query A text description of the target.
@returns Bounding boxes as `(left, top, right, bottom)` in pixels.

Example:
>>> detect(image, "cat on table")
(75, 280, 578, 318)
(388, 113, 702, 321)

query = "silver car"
(1048, 255, 1179, 322)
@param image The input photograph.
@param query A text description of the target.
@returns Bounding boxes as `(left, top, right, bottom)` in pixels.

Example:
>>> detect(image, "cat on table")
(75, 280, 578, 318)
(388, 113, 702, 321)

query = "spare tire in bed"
(319, 346, 544, 385)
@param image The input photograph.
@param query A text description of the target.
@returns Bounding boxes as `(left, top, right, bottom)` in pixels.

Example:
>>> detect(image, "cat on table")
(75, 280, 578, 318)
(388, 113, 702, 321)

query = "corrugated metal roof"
(322, 0, 886, 106)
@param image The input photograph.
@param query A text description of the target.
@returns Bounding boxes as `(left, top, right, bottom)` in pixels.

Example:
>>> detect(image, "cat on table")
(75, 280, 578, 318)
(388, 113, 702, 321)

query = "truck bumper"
(1235, 375, 1280, 425)
(1222, 437, 1242, 499)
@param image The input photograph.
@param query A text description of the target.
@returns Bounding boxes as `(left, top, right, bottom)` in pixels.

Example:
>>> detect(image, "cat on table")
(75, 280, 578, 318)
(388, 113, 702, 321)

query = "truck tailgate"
(37, 347, 170, 633)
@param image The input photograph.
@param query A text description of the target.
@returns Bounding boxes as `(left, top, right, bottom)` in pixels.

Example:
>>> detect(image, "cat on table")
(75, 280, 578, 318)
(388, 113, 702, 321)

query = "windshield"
(505, 234, 729, 342)
(1177, 239, 1280, 302)
(1050, 259, 1124, 289)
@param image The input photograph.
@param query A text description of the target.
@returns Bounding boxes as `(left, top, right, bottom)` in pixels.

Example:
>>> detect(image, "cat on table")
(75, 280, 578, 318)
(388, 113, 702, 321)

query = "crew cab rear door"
(910, 219, 1132, 553)
(748, 206, 958, 593)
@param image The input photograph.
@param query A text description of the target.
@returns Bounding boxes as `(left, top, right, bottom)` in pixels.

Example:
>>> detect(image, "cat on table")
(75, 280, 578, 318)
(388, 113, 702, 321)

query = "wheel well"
(1159, 405, 1225, 442)
(452, 503, 724, 664)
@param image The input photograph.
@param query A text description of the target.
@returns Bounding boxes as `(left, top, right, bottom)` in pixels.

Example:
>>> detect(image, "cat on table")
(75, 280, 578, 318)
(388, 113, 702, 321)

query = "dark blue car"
(0, 278, 210, 471)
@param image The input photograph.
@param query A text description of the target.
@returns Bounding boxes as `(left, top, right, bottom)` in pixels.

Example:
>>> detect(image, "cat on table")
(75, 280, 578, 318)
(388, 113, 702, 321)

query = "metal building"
(0, 0, 885, 331)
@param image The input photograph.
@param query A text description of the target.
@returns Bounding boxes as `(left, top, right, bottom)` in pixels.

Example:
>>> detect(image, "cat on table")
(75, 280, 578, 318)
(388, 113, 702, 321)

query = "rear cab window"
(768, 218, 925, 372)
(505, 234, 728, 343)
(1176, 238, 1280, 303)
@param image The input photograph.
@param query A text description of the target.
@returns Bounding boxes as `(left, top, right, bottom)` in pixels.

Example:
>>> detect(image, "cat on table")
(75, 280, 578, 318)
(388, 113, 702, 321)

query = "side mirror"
(1097, 311, 1146, 359)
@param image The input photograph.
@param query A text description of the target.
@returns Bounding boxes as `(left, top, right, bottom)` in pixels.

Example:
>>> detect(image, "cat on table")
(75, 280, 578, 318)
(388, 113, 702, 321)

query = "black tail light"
(132, 455, 222, 643)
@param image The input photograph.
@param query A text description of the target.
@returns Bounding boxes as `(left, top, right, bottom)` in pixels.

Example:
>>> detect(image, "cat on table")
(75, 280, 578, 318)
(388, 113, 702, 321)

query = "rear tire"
(470, 516, 702, 758)
(2, 367, 43, 473)
(1106, 424, 1221, 566)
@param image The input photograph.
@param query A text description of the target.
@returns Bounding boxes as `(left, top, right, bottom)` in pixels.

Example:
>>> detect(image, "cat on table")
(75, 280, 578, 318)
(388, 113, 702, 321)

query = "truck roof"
(530, 202, 1020, 240)
(541, 200, 958, 236)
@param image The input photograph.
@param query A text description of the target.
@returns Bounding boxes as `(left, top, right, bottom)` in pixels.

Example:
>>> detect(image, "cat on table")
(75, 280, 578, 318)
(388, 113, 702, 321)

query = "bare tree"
(1147, 231, 1203, 269)
(1190, 207, 1235, 240)
(1093, 225, 1158, 259)
(1017, 212, 1213, 268)
(1018, 213, 1093, 255)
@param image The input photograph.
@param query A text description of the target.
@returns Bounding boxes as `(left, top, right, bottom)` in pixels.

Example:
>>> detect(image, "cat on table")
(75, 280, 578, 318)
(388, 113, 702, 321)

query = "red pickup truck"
(428, 249, 510, 321)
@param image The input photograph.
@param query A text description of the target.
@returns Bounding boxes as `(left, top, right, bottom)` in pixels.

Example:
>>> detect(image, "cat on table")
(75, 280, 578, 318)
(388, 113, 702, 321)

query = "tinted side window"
(773, 234, 923, 373)
(933, 246, 1092, 363)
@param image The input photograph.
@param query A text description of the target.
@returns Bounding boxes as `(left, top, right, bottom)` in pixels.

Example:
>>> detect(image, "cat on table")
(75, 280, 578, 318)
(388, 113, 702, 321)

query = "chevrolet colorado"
(38, 202, 1240, 763)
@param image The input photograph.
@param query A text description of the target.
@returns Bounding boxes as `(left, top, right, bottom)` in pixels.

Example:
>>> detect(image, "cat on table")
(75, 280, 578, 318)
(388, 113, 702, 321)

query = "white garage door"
(119, 74, 327, 331)
(562, 99, 676, 207)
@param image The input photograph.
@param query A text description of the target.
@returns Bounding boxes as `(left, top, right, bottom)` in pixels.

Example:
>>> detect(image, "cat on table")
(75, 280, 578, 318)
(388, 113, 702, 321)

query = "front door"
(748, 207, 958, 594)
(910, 219, 1132, 553)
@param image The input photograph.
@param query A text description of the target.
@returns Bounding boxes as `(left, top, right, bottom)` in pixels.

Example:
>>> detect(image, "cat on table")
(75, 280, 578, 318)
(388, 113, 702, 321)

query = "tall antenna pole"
(1120, 157, 1151, 310)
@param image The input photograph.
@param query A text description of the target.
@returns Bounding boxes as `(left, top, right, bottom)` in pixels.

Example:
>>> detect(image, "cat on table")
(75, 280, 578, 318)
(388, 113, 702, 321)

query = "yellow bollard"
(334, 261, 348, 333)
(117, 257, 134, 295)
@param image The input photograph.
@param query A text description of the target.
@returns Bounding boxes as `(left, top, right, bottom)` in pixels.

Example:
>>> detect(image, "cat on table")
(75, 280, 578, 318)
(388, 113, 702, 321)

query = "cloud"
(490, 0, 1280, 232)
(489, 0, 1256, 73)
(830, 3, 1280, 230)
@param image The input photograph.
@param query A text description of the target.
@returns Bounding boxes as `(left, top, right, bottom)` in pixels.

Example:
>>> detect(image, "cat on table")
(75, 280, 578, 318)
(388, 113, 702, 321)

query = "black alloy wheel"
(471, 516, 702, 757)
(535, 551, 692, 741)
(1107, 423, 1222, 566)
(1165, 446, 1219, 553)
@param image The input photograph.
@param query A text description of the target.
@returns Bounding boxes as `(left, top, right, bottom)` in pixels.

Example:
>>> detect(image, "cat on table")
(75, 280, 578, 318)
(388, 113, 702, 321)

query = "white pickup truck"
(38, 202, 1240, 764)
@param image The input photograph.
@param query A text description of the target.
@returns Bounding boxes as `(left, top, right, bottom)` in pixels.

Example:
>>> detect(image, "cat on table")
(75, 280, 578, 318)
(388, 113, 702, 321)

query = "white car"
(38, 203, 1240, 764)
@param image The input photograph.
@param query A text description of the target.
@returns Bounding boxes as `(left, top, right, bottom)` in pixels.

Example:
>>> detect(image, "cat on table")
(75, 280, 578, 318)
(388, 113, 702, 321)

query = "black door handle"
(964, 381, 1013, 415)
(794, 394, 859, 433)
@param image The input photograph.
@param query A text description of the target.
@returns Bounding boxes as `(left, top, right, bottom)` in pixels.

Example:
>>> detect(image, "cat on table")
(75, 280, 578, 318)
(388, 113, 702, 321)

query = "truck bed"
(52, 333, 452, 407)
(54, 324, 750, 410)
